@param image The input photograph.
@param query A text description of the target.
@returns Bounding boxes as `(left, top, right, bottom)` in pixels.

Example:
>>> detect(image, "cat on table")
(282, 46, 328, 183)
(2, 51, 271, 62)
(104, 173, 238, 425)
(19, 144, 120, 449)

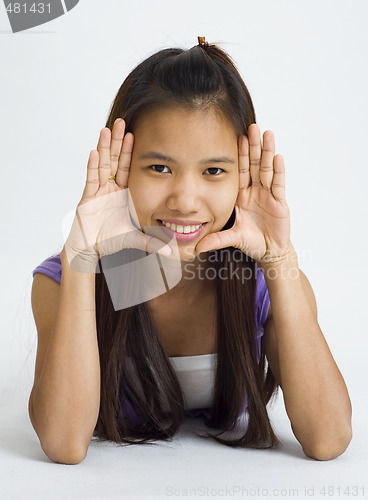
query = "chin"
(168, 245, 198, 262)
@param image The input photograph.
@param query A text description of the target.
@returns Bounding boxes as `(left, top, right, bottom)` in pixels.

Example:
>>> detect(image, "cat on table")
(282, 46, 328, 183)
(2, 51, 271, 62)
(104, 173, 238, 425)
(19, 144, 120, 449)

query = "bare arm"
(30, 120, 131, 464)
(29, 247, 100, 464)
(261, 248, 352, 461)
(29, 120, 167, 464)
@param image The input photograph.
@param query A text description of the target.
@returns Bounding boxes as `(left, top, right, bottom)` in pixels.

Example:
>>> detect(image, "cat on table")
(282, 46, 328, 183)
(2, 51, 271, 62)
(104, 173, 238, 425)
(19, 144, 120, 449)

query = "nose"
(166, 174, 203, 214)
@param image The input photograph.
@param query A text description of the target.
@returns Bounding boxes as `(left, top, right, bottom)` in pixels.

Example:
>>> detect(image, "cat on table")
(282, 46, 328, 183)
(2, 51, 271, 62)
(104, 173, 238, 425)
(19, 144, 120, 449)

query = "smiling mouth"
(157, 219, 206, 234)
(156, 219, 207, 241)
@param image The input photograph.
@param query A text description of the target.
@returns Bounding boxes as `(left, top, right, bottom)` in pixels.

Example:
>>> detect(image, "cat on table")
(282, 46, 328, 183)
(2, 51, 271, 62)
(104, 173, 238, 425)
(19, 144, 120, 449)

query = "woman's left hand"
(195, 124, 293, 265)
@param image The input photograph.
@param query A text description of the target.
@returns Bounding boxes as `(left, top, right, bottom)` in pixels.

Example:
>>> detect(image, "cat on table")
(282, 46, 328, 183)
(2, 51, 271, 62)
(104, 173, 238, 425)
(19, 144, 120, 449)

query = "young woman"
(30, 37, 352, 464)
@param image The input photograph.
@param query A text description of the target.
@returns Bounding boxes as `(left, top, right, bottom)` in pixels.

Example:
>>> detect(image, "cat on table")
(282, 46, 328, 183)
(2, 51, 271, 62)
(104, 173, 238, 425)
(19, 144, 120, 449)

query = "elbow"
(29, 403, 90, 464)
(41, 439, 88, 465)
(302, 426, 353, 461)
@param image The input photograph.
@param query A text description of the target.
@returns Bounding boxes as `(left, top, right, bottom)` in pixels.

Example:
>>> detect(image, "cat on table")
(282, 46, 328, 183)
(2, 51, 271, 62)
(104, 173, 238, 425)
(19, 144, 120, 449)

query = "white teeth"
(161, 220, 202, 234)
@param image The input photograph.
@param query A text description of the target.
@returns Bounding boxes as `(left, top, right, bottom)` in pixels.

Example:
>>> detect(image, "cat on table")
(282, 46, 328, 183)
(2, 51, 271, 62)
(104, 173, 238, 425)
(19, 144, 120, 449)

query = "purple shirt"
(32, 253, 270, 422)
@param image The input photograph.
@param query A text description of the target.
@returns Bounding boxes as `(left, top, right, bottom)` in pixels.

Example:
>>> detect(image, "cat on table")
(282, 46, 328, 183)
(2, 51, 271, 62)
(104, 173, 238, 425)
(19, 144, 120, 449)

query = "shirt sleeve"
(254, 265, 270, 362)
(32, 253, 62, 284)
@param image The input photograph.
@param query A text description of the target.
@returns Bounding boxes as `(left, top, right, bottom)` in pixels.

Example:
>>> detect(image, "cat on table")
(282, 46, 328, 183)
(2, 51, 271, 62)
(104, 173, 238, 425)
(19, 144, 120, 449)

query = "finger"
(248, 124, 261, 186)
(81, 150, 99, 201)
(116, 132, 134, 189)
(96, 127, 112, 187)
(146, 235, 172, 256)
(238, 135, 250, 190)
(110, 118, 126, 177)
(125, 229, 172, 256)
(259, 130, 275, 191)
(271, 155, 286, 202)
(196, 228, 236, 254)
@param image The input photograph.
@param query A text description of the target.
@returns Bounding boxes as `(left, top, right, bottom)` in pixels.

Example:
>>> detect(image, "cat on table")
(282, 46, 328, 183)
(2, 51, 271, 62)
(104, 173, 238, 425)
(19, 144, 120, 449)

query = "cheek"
(214, 180, 238, 208)
(228, 177, 239, 206)
(127, 172, 149, 206)
(127, 182, 148, 218)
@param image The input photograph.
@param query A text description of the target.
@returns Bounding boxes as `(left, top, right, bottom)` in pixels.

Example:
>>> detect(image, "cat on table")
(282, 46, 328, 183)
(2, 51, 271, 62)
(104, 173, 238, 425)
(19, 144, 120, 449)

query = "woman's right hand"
(63, 118, 172, 272)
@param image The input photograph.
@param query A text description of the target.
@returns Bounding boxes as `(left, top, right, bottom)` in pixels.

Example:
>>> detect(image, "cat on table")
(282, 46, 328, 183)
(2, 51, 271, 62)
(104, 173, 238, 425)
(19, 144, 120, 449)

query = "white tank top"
(168, 353, 217, 410)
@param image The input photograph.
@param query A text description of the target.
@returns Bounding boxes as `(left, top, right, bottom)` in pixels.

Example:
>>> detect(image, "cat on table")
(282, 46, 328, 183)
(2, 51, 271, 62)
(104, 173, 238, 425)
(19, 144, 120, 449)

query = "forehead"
(133, 106, 238, 149)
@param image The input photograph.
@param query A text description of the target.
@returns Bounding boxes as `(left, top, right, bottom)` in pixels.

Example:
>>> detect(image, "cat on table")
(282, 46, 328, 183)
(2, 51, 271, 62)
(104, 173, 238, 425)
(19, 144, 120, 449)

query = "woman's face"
(127, 106, 239, 261)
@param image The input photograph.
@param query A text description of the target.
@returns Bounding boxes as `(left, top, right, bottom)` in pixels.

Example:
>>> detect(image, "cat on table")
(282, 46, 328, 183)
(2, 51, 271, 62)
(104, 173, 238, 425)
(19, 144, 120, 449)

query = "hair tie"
(197, 36, 215, 52)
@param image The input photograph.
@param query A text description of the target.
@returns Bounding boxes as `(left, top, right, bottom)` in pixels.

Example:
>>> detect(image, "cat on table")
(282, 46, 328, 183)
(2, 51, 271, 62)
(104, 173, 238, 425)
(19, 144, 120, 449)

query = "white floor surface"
(1, 378, 366, 500)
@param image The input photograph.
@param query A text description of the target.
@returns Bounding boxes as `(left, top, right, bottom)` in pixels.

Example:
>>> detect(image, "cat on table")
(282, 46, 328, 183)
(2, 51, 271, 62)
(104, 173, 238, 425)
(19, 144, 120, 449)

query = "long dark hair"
(92, 41, 280, 448)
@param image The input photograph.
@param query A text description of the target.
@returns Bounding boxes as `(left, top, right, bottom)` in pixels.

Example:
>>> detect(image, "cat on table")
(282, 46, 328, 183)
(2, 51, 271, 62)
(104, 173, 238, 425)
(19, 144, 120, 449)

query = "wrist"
(257, 242, 299, 276)
(61, 245, 99, 275)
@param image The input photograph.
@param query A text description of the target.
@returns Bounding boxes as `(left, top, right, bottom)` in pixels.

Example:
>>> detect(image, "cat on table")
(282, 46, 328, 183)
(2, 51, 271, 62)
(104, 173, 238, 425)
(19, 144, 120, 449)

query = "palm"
(233, 177, 290, 262)
(72, 121, 168, 259)
(196, 124, 292, 263)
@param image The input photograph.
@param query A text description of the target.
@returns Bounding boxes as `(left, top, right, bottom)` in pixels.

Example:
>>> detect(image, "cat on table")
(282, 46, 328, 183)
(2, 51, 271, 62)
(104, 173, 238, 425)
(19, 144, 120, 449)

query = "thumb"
(143, 233, 172, 256)
(196, 228, 237, 254)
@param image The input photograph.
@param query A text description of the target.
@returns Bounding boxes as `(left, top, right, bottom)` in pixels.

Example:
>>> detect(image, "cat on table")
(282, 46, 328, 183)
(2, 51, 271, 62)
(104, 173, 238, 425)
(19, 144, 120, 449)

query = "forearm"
(31, 247, 101, 453)
(259, 245, 352, 458)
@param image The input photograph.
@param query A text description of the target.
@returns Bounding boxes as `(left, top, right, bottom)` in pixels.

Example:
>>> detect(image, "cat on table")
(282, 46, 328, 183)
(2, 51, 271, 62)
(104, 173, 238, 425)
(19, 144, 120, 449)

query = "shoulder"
(32, 253, 62, 284)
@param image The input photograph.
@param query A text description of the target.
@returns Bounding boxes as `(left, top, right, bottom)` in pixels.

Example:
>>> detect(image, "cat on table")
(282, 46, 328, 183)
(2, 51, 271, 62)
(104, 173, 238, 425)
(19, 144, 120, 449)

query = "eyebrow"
(138, 151, 236, 165)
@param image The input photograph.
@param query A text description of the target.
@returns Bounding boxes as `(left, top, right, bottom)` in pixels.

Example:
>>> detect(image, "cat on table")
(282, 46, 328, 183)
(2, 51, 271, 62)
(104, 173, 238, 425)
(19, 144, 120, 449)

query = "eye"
(204, 167, 224, 176)
(149, 165, 225, 175)
(150, 165, 170, 173)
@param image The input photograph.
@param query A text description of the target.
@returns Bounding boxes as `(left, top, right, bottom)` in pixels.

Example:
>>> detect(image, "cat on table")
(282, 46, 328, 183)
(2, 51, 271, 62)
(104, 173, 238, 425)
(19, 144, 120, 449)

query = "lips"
(157, 219, 206, 226)
(157, 219, 203, 231)
(157, 219, 207, 242)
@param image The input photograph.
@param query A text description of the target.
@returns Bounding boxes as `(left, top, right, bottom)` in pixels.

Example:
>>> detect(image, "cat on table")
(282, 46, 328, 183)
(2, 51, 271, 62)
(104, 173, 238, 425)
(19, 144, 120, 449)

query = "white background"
(0, 0, 367, 498)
